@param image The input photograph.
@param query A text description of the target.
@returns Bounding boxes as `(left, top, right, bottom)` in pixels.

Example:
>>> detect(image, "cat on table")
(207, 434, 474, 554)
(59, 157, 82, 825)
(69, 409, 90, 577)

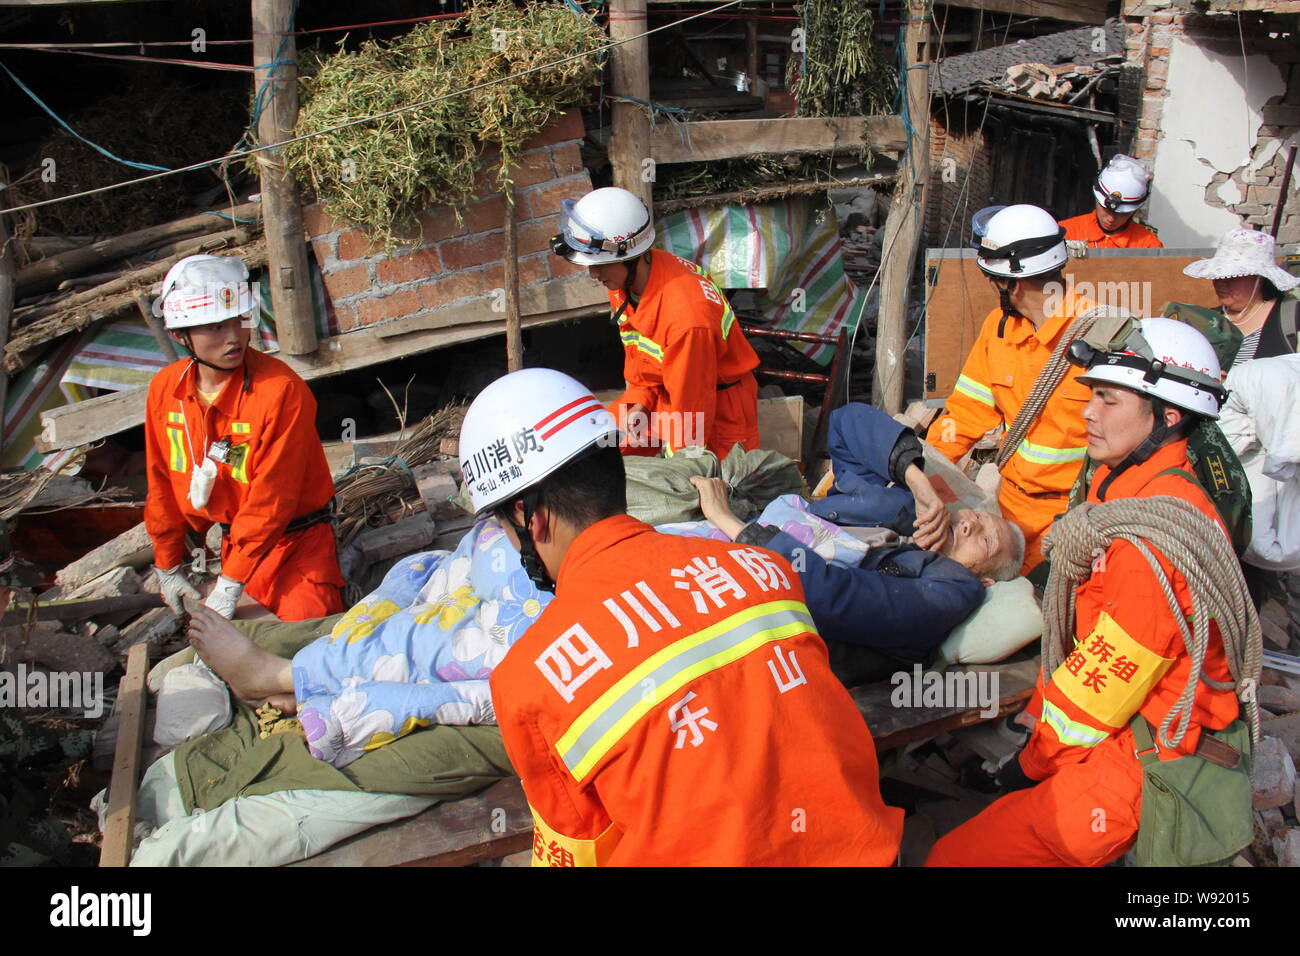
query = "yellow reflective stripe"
(954, 374, 995, 408)
(529, 808, 623, 867)
(167, 411, 185, 424)
(687, 263, 736, 337)
(557, 600, 815, 781)
(719, 299, 736, 337)
(1015, 438, 1089, 466)
(1040, 699, 1108, 748)
(619, 329, 664, 362)
(166, 426, 188, 472)
(229, 422, 252, 483)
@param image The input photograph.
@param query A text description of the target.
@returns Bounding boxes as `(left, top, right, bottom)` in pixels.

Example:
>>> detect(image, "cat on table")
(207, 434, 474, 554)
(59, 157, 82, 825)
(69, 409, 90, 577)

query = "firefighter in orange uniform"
(469, 368, 903, 866)
(930, 205, 1097, 574)
(551, 187, 760, 459)
(144, 255, 344, 622)
(927, 317, 1243, 866)
(1059, 154, 1163, 250)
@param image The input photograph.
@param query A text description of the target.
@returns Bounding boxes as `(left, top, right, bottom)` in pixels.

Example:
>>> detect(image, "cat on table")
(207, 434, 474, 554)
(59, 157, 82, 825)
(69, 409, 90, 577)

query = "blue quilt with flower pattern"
(294, 496, 869, 767)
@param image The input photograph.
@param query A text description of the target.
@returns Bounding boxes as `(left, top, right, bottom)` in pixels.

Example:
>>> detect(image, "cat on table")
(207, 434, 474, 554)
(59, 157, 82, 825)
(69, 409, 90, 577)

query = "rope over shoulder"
(1040, 495, 1263, 748)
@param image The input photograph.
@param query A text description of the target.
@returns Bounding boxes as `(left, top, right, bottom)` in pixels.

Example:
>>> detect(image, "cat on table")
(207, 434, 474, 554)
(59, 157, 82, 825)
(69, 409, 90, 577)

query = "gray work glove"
(156, 565, 202, 614)
(202, 574, 244, 619)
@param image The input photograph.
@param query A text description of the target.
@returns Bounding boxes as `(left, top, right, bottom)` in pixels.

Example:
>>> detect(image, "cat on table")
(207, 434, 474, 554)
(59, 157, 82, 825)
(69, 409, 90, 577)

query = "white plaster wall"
(1148, 37, 1286, 247)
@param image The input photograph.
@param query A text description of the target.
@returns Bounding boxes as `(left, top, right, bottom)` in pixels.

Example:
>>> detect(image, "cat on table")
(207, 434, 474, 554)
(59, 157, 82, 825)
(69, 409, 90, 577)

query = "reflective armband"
(529, 807, 623, 868)
(1050, 611, 1174, 729)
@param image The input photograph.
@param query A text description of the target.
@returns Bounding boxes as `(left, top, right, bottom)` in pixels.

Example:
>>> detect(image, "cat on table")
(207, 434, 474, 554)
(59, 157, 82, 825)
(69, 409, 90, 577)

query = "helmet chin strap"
(506, 491, 556, 593)
(997, 279, 1022, 336)
(1096, 397, 1173, 501)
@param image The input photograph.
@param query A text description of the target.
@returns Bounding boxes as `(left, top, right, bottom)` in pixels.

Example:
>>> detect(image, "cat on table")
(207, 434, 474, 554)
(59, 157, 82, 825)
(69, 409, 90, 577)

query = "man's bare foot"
(187, 599, 294, 703)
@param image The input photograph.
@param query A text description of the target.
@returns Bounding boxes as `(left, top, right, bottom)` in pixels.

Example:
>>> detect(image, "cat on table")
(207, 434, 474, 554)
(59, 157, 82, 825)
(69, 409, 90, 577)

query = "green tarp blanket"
(623, 444, 806, 527)
(171, 615, 513, 813)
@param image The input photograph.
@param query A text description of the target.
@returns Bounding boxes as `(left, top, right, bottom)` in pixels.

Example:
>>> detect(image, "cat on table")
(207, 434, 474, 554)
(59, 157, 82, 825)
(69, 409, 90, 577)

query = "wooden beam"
(36, 275, 607, 452)
(650, 116, 906, 165)
(931, 0, 1107, 24)
(875, 1, 930, 415)
(0, 168, 13, 439)
(609, 0, 653, 210)
(503, 184, 523, 373)
(99, 641, 148, 868)
(15, 201, 260, 297)
(252, 0, 316, 356)
(653, 173, 896, 215)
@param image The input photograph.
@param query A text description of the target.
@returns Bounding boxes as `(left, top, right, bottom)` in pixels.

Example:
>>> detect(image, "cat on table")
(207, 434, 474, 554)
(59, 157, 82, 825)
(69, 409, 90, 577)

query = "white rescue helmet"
(976, 204, 1068, 279)
(154, 254, 256, 329)
(1093, 154, 1151, 214)
(1073, 315, 1226, 419)
(459, 368, 619, 514)
(550, 187, 655, 266)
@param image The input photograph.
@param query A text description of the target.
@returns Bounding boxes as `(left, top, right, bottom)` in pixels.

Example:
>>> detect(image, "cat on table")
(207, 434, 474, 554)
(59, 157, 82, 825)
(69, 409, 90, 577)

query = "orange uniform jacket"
(490, 514, 904, 866)
(610, 251, 760, 458)
(1021, 440, 1239, 780)
(143, 349, 343, 618)
(925, 441, 1240, 867)
(929, 293, 1098, 570)
(1060, 213, 1163, 249)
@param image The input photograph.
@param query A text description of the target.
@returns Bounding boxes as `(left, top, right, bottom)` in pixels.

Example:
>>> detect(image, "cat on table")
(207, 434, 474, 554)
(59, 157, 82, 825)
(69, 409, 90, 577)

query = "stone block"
(1252, 735, 1297, 810)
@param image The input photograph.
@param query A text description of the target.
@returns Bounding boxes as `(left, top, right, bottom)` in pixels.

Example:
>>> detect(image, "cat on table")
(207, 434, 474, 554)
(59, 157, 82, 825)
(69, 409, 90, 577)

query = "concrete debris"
(1251, 735, 1297, 810)
(53, 521, 153, 592)
(62, 565, 141, 603)
(112, 607, 181, 656)
(353, 511, 437, 564)
(1259, 682, 1300, 716)
(1274, 828, 1300, 867)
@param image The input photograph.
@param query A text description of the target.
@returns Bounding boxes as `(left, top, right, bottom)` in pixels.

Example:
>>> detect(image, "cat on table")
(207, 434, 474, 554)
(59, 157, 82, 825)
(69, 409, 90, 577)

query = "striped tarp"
(657, 197, 864, 365)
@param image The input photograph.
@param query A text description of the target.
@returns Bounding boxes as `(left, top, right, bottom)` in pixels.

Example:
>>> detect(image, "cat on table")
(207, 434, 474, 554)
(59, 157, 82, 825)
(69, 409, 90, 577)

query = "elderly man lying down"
(689, 402, 1026, 685)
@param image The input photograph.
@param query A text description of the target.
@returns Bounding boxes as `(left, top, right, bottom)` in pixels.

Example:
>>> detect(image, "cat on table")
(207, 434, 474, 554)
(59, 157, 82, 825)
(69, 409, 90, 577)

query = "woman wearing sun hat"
(1184, 228, 1300, 368)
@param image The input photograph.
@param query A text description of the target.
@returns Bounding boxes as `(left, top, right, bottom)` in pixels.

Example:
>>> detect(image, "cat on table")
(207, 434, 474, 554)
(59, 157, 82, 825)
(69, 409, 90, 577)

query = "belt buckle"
(1133, 740, 1159, 760)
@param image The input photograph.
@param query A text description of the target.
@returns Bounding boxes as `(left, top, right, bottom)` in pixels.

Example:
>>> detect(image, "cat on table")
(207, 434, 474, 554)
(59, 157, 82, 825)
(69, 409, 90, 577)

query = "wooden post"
(873, 0, 930, 414)
(503, 183, 523, 373)
(252, 0, 317, 356)
(99, 642, 148, 867)
(135, 291, 179, 363)
(0, 168, 13, 445)
(746, 20, 759, 95)
(609, 0, 653, 209)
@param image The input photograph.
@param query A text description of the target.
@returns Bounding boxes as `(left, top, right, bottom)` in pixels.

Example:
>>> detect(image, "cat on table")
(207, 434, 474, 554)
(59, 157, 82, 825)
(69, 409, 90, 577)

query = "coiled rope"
(1040, 495, 1262, 748)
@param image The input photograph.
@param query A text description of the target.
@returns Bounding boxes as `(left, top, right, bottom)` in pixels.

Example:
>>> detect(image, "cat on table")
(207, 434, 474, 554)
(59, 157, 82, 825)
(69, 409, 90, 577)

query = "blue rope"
(1, 63, 171, 173)
(202, 210, 261, 224)
(611, 93, 691, 115)
(559, 0, 586, 17)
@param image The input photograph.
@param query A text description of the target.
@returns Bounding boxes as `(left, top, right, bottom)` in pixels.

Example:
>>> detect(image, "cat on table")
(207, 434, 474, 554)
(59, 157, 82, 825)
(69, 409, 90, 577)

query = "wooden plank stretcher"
(290, 657, 1041, 866)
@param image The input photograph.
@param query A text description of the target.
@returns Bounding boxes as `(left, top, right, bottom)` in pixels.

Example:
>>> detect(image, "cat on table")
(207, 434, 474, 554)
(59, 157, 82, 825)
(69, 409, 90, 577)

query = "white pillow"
(935, 576, 1043, 666)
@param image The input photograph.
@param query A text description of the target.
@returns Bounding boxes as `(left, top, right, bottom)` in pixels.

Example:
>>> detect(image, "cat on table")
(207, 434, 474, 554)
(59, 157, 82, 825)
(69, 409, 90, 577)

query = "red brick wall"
(304, 109, 594, 333)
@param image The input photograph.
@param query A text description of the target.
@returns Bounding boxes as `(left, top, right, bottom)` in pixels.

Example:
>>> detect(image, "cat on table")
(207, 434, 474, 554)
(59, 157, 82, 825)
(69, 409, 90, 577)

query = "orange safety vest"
(490, 514, 904, 866)
(930, 293, 1098, 569)
(1060, 212, 1163, 249)
(609, 251, 760, 458)
(143, 349, 343, 615)
(1020, 440, 1240, 780)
